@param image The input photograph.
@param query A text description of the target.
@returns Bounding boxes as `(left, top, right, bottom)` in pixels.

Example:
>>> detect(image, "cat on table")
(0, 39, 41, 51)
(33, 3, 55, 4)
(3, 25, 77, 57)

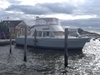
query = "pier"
(0, 39, 15, 45)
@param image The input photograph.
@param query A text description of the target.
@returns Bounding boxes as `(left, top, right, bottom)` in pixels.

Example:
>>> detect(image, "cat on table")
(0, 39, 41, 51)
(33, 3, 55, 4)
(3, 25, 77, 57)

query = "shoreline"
(0, 39, 15, 46)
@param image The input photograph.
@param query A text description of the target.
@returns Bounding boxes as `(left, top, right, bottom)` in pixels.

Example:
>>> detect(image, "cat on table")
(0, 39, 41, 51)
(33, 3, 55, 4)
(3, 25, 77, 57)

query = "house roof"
(1, 20, 23, 28)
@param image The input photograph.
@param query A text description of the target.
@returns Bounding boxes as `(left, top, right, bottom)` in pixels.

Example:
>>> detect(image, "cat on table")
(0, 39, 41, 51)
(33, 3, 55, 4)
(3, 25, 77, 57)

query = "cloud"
(37, 3, 76, 14)
(74, 0, 100, 16)
(61, 18, 100, 31)
(5, 2, 76, 15)
(5, 0, 100, 16)
(0, 0, 100, 33)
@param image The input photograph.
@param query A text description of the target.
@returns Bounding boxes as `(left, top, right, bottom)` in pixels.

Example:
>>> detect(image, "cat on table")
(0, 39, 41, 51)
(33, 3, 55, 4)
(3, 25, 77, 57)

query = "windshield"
(35, 18, 60, 25)
(53, 31, 64, 36)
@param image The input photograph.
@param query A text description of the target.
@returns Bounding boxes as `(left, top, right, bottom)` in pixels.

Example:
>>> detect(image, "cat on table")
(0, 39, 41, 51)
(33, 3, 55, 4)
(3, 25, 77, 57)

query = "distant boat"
(15, 17, 90, 50)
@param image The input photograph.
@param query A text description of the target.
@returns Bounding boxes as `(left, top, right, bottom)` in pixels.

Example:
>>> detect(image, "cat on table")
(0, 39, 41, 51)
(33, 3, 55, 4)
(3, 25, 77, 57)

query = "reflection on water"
(0, 39, 100, 75)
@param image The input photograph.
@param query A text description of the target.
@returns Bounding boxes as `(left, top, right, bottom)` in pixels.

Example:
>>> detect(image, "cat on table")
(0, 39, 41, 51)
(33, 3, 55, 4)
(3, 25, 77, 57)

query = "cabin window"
(36, 19, 46, 25)
(53, 32, 59, 36)
(49, 32, 54, 37)
(42, 31, 50, 37)
(21, 29, 24, 32)
(35, 18, 60, 25)
(53, 31, 64, 36)
(43, 32, 46, 37)
(59, 32, 64, 36)
(46, 32, 49, 36)
(33, 30, 37, 36)
(37, 31, 42, 37)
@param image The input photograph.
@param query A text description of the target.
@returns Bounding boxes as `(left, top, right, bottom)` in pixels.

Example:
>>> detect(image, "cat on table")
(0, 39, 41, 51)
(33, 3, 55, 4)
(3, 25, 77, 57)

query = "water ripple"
(0, 39, 100, 75)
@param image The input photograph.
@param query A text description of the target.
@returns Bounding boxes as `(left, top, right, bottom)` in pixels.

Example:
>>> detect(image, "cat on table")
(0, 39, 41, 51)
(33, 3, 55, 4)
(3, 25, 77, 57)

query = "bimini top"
(35, 17, 60, 25)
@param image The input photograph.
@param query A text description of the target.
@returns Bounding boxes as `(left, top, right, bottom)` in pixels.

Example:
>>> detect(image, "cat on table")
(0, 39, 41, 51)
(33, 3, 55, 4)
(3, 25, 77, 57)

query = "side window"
(33, 30, 37, 36)
(43, 32, 46, 37)
(46, 32, 49, 36)
(22, 29, 23, 32)
(38, 31, 42, 37)
(49, 32, 54, 37)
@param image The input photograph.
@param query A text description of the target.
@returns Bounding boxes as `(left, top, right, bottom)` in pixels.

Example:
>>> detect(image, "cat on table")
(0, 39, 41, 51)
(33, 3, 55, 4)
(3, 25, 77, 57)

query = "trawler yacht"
(16, 17, 90, 50)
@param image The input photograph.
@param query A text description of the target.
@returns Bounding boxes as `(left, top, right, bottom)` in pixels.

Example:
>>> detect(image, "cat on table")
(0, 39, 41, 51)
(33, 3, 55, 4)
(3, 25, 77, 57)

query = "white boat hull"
(15, 37, 90, 50)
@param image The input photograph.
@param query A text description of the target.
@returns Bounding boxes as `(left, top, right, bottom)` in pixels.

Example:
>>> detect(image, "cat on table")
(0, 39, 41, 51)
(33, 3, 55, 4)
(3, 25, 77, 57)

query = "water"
(0, 39, 100, 75)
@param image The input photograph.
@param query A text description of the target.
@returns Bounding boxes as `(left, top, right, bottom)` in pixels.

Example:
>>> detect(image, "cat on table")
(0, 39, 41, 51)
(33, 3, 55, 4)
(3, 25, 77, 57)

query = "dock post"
(34, 29, 37, 47)
(24, 25, 27, 62)
(64, 28, 68, 67)
(10, 29, 12, 54)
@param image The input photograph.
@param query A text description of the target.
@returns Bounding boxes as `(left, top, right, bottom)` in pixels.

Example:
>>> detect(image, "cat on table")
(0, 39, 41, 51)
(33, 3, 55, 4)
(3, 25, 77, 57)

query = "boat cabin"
(30, 18, 64, 38)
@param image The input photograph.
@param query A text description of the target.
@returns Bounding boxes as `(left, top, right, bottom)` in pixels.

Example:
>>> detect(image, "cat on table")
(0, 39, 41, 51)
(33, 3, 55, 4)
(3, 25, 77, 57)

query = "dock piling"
(64, 28, 68, 67)
(34, 29, 37, 47)
(10, 29, 12, 54)
(24, 25, 27, 62)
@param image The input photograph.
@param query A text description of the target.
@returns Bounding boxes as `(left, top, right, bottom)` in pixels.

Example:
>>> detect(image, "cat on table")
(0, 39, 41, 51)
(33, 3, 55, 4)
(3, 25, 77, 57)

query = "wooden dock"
(0, 39, 15, 45)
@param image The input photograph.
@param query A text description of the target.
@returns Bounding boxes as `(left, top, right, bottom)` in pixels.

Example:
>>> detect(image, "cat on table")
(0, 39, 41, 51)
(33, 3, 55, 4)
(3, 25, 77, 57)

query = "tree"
(0, 22, 9, 32)
(78, 28, 84, 34)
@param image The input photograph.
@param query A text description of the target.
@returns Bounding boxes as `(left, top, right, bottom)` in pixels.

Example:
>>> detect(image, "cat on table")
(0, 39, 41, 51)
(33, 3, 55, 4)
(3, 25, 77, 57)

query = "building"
(1, 20, 30, 36)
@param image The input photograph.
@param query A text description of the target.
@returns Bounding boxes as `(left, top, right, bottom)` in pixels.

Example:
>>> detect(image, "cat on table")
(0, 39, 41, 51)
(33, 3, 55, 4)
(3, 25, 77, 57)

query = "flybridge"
(35, 18, 60, 25)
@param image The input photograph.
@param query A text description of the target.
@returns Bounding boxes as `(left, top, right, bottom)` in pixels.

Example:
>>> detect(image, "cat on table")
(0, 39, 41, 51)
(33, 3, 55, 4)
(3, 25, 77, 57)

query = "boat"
(15, 17, 90, 50)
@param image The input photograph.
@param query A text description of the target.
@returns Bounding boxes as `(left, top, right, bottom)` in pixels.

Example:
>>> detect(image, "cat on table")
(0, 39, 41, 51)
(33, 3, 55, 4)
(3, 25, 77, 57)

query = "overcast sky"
(0, 0, 100, 33)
